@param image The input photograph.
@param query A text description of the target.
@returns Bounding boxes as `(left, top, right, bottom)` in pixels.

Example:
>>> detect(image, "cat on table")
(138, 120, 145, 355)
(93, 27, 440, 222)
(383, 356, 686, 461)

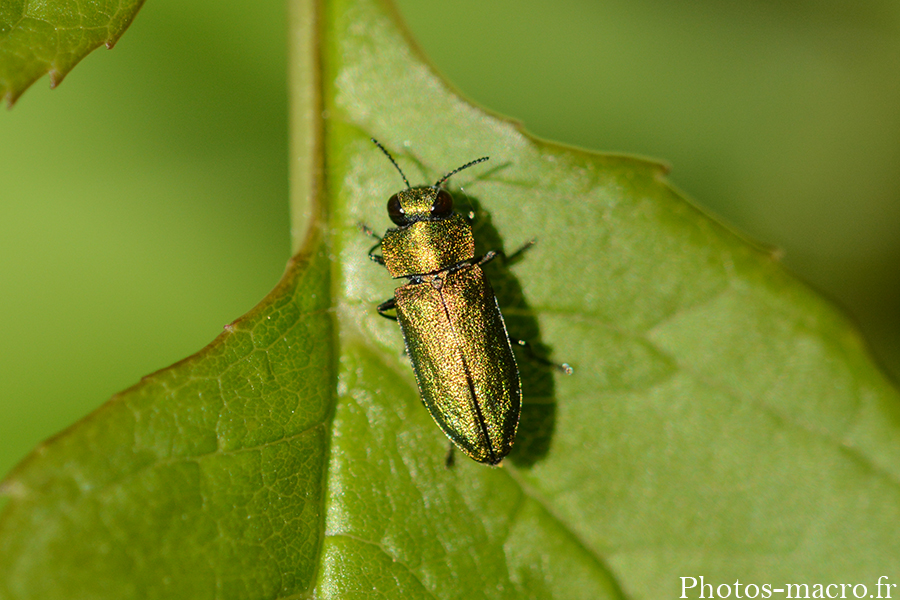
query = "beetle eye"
(431, 189, 453, 217)
(387, 194, 406, 225)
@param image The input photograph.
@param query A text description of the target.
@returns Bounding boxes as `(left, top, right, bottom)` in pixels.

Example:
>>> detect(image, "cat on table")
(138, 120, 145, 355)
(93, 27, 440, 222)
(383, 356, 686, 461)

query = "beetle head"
(371, 138, 489, 227)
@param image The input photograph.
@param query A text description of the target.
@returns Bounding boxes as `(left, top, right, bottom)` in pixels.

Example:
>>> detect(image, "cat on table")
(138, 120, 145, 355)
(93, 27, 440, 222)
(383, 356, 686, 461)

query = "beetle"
(365, 139, 523, 465)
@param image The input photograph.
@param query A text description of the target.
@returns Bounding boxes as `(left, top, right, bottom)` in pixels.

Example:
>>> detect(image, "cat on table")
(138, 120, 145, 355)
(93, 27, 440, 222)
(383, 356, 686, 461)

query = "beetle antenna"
(371, 138, 411, 189)
(434, 156, 489, 188)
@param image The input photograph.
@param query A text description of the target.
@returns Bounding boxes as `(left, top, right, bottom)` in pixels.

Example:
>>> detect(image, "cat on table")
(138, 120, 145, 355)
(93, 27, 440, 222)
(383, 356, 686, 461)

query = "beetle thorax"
(381, 214, 475, 278)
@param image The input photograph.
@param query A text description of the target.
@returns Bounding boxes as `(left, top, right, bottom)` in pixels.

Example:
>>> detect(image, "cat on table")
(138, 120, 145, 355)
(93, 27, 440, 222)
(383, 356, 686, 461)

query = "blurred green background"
(1, 0, 898, 479)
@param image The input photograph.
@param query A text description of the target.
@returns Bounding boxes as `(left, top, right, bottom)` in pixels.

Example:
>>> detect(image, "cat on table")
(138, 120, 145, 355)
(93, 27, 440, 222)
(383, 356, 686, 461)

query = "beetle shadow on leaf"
(461, 194, 559, 468)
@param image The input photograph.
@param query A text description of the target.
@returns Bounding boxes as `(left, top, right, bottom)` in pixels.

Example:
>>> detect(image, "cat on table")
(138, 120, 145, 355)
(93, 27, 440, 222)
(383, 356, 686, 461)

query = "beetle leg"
(376, 297, 399, 321)
(450, 250, 498, 276)
(510, 338, 573, 375)
(478, 239, 536, 270)
(500, 238, 537, 264)
(368, 245, 386, 266)
(474, 250, 498, 267)
(358, 222, 382, 241)
(358, 222, 386, 266)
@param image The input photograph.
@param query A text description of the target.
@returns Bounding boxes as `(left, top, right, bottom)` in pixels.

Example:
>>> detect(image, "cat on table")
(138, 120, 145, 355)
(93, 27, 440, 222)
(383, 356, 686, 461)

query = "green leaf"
(3, 0, 900, 598)
(0, 0, 146, 105)
(0, 234, 334, 597)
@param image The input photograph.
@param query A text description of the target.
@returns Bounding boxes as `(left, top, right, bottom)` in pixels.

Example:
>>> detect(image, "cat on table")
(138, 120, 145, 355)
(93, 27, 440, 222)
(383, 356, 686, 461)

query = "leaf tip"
(48, 69, 63, 89)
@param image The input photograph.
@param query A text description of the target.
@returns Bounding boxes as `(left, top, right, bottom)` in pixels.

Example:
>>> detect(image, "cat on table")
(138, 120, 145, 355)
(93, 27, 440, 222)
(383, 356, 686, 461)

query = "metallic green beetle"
(367, 140, 520, 465)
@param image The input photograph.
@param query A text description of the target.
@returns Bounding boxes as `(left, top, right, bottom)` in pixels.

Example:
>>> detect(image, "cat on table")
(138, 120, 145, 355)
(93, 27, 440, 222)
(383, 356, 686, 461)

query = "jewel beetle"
(365, 139, 523, 465)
